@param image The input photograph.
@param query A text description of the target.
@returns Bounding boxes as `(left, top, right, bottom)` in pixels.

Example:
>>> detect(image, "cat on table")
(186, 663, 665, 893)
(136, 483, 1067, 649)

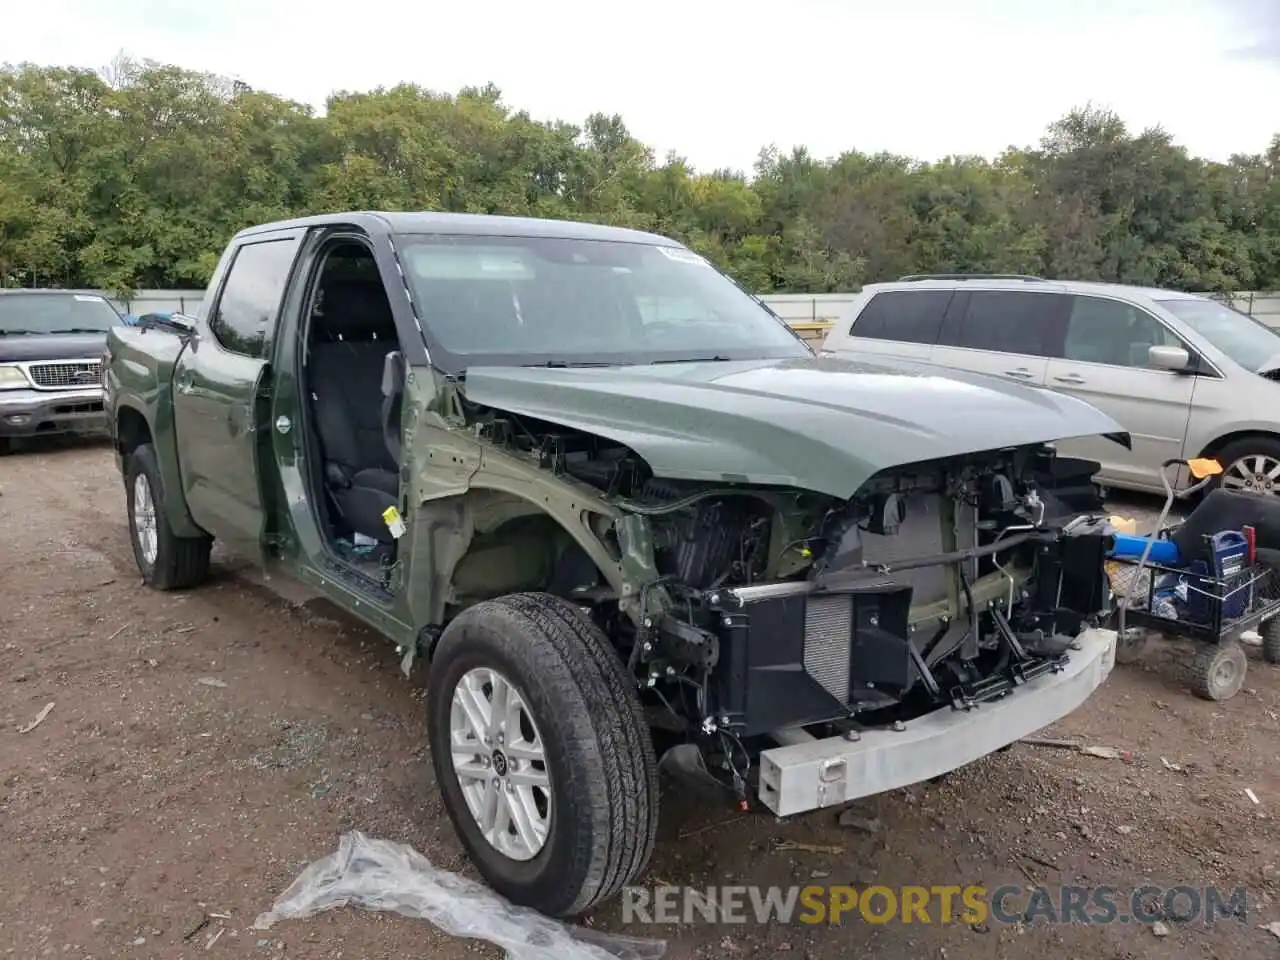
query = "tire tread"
(506, 593, 659, 912)
(1263, 617, 1280, 665)
(1188, 641, 1247, 701)
(428, 592, 658, 916)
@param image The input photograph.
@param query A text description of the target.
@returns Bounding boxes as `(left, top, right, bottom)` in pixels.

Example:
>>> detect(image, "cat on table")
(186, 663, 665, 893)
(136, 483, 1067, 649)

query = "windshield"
(0, 293, 123, 335)
(1158, 297, 1280, 371)
(394, 234, 810, 368)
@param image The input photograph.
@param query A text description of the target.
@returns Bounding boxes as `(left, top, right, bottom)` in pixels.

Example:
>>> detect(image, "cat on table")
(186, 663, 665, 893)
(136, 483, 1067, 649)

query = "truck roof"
(234, 211, 681, 247)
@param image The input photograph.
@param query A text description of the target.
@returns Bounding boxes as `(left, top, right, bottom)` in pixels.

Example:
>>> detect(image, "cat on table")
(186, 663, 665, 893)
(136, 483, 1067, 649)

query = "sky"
(4, 0, 1279, 173)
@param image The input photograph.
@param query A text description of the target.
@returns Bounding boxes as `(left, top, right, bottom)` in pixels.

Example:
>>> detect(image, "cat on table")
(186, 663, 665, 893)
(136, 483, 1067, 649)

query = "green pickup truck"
(105, 211, 1122, 916)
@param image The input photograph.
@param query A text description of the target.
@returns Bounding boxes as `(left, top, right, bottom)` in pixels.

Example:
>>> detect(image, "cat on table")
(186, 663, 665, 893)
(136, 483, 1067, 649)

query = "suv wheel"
(125, 443, 213, 589)
(426, 592, 658, 917)
(1214, 436, 1280, 498)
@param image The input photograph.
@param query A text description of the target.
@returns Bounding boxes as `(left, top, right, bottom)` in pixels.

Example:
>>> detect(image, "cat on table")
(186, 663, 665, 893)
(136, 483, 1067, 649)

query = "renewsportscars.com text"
(621, 884, 1248, 926)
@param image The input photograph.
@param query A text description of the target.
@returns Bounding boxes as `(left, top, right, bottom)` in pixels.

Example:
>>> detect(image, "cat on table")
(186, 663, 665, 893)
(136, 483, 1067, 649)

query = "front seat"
(308, 280, 402, 543)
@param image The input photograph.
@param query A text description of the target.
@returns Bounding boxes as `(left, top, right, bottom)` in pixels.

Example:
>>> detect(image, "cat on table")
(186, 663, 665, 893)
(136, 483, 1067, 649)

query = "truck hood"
(0, 331, 110, 363)
(460, 355, 1128, 499)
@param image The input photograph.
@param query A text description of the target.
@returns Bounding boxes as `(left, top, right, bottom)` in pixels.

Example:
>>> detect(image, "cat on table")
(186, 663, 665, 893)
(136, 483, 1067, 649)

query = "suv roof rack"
(897, 273, 1045, 282)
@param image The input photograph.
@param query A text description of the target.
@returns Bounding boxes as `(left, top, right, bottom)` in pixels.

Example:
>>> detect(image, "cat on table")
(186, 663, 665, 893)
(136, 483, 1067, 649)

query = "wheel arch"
(115, 404, 152, 458)
(408, 483, 633, 656)
(114, 400, 206, 538)
(1199, 428, 1280, 461)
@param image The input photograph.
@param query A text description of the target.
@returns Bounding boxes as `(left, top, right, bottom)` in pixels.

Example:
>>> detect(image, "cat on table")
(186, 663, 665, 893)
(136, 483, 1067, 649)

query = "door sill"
(317, 551, 395, 605)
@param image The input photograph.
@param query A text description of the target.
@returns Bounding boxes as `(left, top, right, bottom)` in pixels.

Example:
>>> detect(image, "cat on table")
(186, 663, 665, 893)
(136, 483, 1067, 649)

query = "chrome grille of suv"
(27, 360, 102, 389)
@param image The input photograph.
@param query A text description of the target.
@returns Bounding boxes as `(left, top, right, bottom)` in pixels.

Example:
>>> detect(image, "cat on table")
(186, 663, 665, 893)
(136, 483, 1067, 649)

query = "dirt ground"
(2, 437, 1279, 960)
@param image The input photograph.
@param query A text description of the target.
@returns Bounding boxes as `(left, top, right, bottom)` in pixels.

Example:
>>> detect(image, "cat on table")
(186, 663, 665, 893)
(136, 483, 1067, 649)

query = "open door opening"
(298, 239, 406, 590)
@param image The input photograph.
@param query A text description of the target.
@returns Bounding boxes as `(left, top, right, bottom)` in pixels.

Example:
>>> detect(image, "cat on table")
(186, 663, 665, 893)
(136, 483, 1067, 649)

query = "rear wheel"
(125, 443, 212, 589)
(426, 592, 658, 917)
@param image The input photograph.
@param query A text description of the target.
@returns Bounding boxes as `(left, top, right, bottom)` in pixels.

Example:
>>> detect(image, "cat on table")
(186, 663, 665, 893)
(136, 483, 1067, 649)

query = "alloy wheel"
(132, 473, 159, 565)
(448, 666, 552, 861)
(1222, 454, 1280, 496)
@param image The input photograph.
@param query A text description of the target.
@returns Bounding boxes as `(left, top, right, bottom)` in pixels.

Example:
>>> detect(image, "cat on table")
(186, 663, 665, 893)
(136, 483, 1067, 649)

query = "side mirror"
(1148, 344, 1190, 371)
(138, 311, 196, 337)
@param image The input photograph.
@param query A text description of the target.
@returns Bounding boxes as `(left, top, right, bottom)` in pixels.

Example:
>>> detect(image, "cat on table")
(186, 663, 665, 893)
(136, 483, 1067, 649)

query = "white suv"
(821, 274, 1280, 497)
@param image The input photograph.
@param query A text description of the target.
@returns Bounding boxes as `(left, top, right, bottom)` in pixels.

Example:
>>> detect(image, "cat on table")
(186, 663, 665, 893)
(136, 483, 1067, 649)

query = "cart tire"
(426, 592, 658, 917)
(1262, 618, 1280, 665)
(1114, 628, 1151, 665)
(1189, 642, 1247, 701)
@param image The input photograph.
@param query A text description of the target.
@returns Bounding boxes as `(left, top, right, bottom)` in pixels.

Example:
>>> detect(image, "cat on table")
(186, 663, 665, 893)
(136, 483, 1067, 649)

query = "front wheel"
(1214, 436, 1280, 499)
(125, 443, 212, 590)
(426, 592, 658, 917)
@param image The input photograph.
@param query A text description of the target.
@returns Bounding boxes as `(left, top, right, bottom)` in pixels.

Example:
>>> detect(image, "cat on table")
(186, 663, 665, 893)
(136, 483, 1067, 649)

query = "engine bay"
(468, 403, 1115, 798)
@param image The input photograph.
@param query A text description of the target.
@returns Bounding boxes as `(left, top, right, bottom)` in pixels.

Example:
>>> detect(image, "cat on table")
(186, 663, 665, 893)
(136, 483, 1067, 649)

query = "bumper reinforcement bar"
(756, 627, 1117, 816)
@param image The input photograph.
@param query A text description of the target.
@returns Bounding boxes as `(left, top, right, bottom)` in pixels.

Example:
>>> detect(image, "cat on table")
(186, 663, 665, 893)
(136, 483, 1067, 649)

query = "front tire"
(426, 592, 658, 917)
(1214, 436, 1280, 499)
(125, 443, 212, 590)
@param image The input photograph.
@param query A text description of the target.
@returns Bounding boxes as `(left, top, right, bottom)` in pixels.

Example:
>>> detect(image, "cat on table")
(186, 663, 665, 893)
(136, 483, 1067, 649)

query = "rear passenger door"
(838, 289, 952, 362)
(1044, 294, 1195, 490)
(930, 289, 1069, 385)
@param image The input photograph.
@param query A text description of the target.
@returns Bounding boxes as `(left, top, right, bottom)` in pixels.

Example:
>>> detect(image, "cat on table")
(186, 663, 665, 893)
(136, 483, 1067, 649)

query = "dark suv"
(0, 290, 124, 449)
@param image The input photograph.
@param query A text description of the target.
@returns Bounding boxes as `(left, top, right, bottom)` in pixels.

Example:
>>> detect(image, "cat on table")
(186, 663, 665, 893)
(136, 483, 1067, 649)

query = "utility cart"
(1107, 457, 1280, 701)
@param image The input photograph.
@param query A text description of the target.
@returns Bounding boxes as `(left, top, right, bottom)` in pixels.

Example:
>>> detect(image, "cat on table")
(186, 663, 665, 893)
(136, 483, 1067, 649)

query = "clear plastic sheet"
(253, 831, 667, 960)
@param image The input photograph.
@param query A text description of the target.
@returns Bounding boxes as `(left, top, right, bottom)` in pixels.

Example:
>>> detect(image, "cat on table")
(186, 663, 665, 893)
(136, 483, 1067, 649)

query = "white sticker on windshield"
(74, 294, 105, 302)
(657, 247, 711, 267)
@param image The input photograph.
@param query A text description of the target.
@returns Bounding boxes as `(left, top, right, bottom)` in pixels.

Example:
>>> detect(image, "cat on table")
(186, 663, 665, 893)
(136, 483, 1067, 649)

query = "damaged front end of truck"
(612, 447, 1119, 817)
(410, 356, 1125, 819)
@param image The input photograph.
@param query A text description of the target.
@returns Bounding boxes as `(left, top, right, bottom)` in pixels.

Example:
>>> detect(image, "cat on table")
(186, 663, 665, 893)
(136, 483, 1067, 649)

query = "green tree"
(0, 60, 1276, 294)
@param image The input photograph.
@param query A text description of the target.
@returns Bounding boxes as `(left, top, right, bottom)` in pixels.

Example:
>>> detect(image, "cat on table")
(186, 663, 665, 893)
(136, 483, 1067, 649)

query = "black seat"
(1172, 489, 1280, 564)
(309, 280, 401, 543)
